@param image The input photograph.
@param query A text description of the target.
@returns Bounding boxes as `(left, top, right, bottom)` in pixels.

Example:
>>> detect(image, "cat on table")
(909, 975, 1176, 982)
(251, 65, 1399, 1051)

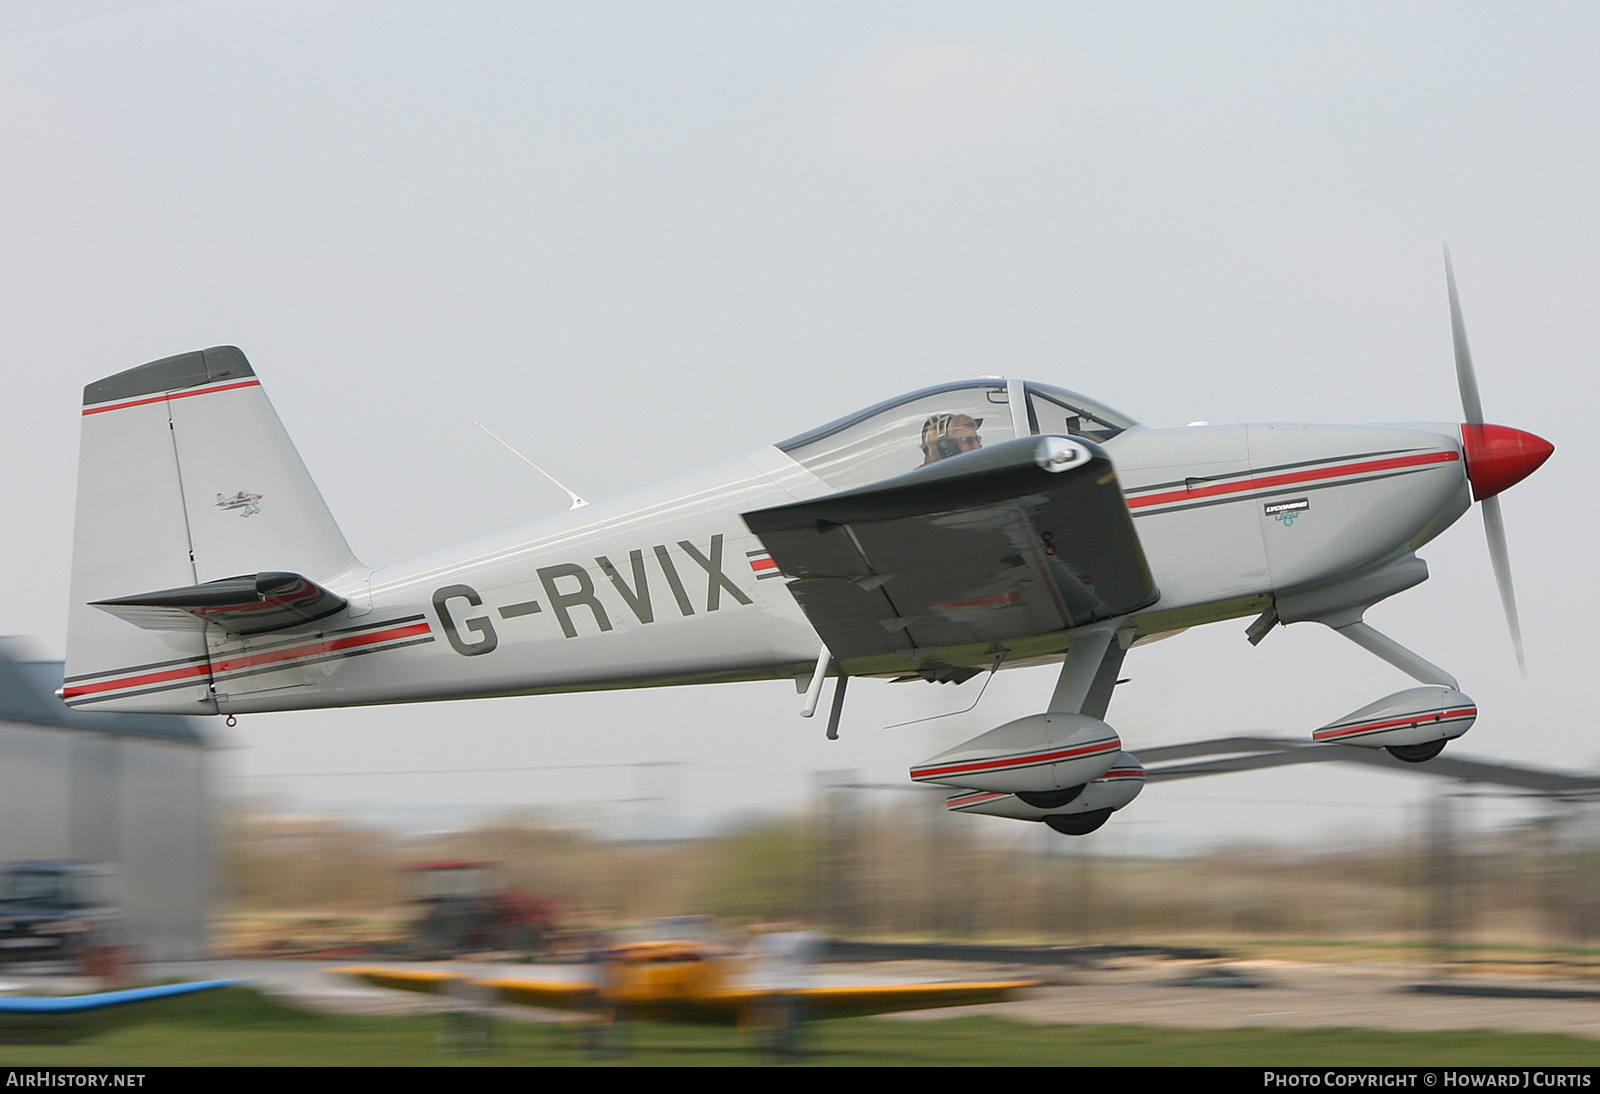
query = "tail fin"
(64, 347, 359, 711)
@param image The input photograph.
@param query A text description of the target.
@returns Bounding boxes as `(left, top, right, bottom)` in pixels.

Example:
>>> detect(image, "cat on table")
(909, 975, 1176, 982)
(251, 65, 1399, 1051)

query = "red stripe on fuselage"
(82, 379, 263, 416)
(1126, 450, 1460, 511)
(61, 622, 431, 698)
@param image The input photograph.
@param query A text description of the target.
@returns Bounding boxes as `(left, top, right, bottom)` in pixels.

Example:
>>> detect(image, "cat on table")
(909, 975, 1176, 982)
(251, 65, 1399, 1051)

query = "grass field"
(0, 988, 1596, 1066)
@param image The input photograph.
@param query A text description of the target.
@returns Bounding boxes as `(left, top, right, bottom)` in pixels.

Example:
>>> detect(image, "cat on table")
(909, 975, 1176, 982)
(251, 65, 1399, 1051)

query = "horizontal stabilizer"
(92, 572, 347, 635)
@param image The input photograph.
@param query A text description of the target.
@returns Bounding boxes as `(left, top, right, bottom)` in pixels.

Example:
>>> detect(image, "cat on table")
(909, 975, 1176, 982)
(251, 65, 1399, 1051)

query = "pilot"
(919, 413, 983, 466)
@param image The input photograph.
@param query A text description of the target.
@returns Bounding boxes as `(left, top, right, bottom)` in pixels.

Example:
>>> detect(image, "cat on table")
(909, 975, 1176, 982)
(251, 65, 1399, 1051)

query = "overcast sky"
(1, 3, 1596, 850)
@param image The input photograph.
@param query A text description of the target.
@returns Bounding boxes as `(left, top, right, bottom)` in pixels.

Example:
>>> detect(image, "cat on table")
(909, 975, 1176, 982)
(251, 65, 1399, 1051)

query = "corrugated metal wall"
(0, 721, 207, 960)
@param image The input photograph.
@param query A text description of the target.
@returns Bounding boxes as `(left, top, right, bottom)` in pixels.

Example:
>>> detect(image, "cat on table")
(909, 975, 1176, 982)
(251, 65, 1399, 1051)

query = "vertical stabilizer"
(64, 347, 359, 711)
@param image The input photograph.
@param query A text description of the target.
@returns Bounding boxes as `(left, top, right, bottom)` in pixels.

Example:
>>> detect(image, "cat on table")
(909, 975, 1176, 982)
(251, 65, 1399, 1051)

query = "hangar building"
(0, 641, 209, 961)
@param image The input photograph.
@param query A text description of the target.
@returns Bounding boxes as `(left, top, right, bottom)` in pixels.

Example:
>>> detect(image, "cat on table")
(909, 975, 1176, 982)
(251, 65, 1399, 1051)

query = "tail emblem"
(215, 491, 263, 517)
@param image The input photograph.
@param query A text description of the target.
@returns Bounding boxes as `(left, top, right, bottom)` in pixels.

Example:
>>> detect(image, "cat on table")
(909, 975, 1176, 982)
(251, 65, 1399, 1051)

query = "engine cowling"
(910, 713, 1121, 794)
(944, 753, 1145, 821)
(1312, 686, 1476, 749)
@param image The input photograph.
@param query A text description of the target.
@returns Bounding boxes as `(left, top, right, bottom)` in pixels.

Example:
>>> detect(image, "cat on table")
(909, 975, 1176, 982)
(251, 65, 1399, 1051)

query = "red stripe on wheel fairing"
(947, 768, 1145, 809)
(1313, 707, 1476, 742)
(911, 738, 1119, 781)
(947, 791, 1010, 809)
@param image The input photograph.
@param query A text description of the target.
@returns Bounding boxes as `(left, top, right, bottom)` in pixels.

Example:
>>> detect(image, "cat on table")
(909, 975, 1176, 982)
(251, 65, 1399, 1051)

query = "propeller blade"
(1444, 245, 1485, 426)
(1480, 494, 1526, 675)
(1448, 249, 1533, 672)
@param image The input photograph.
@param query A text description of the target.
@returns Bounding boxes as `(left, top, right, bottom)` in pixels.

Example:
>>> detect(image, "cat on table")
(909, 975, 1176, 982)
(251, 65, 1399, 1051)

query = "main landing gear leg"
(1029, 621, 1134, 829)
(1049, 621, 1132, 717)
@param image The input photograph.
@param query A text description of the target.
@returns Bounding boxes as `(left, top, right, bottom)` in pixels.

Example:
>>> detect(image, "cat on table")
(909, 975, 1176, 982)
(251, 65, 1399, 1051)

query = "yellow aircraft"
(338, 936, 1036, 1026)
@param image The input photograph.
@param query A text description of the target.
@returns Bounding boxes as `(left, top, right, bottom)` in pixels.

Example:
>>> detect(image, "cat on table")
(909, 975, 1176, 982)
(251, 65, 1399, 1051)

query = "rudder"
(64, 347, 360, 711)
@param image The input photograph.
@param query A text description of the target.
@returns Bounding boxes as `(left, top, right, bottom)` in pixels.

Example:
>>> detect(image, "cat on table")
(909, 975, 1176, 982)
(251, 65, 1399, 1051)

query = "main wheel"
(1044, 808, 1113, 836)
(1386, 740, 1447, 763)
(1017, 784, 1085, 810)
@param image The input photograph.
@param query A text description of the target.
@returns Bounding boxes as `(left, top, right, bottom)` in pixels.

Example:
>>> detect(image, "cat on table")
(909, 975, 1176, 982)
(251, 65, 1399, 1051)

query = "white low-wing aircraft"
(61, 258, 1552, 836)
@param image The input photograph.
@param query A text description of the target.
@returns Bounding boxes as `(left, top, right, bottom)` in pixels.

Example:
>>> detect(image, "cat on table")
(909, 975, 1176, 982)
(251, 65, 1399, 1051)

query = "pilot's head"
(920, 413, 983, 464)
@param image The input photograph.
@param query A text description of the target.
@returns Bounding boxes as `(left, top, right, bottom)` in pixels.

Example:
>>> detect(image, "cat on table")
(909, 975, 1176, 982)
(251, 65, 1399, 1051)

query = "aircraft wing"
(337, 966, 598, 1011)
(743, 435, 1156, 670)
(791, 979, 1039, 1018)
(483, 975, 601, 1010)
(338, 966, 1035, 1022)
(604, 980, 1041, 1022)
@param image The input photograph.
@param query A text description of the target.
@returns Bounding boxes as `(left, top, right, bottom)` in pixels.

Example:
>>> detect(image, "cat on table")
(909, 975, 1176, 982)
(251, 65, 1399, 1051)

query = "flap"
(91, 571, 347, 635)
(743, 435, 1156, 666)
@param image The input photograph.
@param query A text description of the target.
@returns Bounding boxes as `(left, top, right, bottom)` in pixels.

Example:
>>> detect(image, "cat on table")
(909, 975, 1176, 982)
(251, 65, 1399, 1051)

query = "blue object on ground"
(0, 979, 248, 1014)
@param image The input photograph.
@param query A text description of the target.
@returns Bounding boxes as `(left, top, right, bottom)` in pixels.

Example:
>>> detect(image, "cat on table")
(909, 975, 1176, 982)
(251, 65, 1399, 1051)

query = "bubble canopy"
(777, 380, 1136, 491)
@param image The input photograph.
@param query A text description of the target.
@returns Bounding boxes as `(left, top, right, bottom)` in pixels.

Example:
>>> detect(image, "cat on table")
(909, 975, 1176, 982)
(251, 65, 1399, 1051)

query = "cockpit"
(777, 379, 1136, 491)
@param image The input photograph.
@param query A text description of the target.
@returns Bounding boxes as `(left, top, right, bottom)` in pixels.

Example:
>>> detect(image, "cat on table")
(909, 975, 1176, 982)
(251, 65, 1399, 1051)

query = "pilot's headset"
(921, 413, 982, 462)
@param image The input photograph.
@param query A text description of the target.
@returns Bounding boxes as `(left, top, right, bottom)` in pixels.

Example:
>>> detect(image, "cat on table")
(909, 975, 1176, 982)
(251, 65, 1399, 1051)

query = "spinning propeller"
(1444, 247, 1554, 674)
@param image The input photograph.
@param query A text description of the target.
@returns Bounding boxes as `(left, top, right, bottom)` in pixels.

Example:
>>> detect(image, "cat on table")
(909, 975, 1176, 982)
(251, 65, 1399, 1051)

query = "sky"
(1, 2, 1597, 851)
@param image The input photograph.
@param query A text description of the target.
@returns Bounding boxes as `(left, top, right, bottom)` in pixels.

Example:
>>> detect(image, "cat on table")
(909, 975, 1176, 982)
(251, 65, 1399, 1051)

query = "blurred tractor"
(0, 861, 126, 971)
(404, 861, 558, 961)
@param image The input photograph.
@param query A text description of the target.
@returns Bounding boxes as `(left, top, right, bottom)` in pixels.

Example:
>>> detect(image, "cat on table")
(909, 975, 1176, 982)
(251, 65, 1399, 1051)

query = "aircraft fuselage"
(64, 415, 1470, 715)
